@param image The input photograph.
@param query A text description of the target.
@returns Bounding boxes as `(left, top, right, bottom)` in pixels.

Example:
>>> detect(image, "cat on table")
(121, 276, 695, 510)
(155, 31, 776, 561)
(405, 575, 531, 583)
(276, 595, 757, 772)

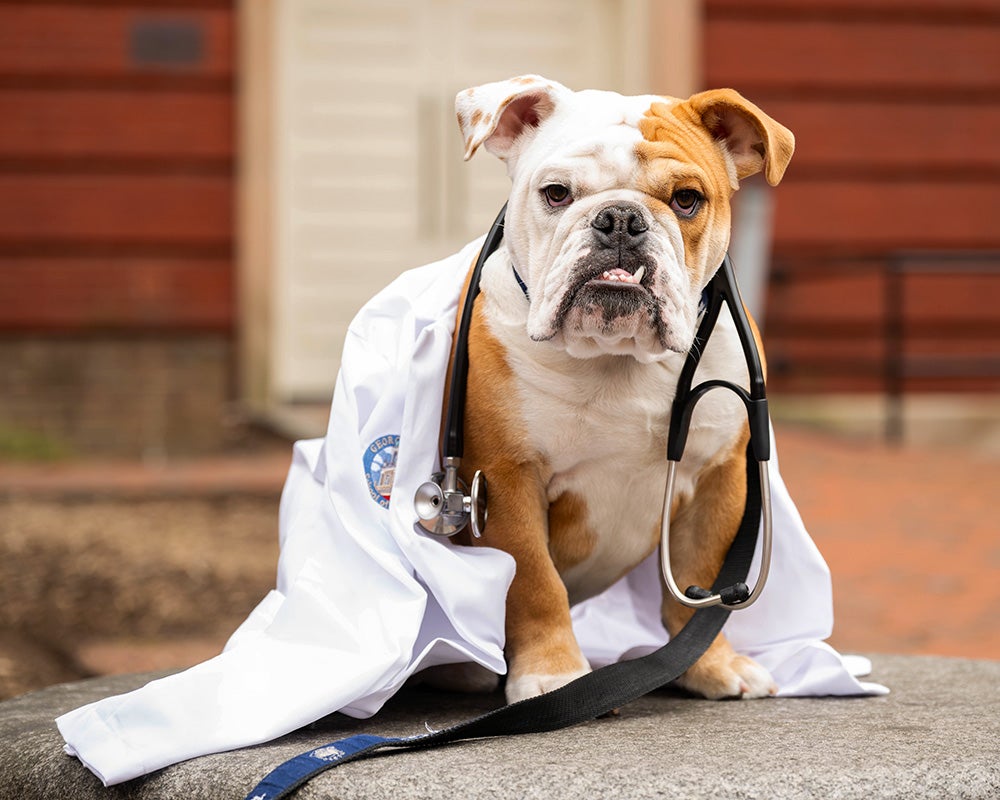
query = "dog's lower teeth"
(599, 268, 643, 285)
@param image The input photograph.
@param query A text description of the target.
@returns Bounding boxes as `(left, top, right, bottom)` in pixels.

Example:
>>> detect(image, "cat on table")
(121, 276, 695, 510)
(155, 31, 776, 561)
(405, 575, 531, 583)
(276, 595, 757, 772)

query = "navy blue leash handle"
(246, 607, 731, 800)
(243, 449, 762, 800)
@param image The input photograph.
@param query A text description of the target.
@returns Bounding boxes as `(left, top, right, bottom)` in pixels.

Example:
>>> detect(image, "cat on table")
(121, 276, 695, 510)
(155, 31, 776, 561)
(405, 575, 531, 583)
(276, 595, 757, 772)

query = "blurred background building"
(1, 0, 998, 458)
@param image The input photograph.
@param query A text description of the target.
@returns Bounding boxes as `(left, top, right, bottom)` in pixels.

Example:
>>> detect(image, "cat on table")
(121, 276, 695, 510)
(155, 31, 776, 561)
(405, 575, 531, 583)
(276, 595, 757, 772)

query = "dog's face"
(457, 76, 794, 362)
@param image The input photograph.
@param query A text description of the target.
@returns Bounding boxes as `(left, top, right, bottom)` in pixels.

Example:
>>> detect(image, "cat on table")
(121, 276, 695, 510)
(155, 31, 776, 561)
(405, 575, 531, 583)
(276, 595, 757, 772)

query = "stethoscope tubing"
(659, 459, 773, 610)
(659, 255, 772, 609)
(444, 204, 508, 461)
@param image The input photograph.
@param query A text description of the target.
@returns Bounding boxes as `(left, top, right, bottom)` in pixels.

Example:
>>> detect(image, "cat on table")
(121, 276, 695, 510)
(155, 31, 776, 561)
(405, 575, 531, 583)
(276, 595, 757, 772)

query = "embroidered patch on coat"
(364, 434, 400, 509)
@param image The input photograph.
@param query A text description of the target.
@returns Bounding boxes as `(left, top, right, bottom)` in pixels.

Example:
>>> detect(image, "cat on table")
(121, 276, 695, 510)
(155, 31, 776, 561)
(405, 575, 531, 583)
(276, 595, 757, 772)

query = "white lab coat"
(57, 238, 886, 786)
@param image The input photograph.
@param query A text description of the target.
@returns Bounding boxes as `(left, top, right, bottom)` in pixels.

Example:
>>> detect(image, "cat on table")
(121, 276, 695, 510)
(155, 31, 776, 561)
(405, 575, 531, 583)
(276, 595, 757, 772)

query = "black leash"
(243, 448, 762, 800)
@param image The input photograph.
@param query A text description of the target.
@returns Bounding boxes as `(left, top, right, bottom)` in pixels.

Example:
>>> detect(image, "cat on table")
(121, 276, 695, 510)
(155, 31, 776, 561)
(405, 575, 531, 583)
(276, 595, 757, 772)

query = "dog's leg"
(458, 301, 591, 704)
(661, 435, 777, 699)
(479, 466, 592, 704)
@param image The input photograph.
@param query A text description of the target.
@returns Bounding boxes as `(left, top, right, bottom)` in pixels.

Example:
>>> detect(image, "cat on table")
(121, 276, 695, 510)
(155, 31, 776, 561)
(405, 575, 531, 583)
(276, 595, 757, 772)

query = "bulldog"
(444, 75, 794, 704)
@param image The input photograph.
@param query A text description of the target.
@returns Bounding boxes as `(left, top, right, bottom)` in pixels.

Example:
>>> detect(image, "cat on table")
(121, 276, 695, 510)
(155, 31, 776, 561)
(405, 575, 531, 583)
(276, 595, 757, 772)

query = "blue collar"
(512, 265, 530, 300)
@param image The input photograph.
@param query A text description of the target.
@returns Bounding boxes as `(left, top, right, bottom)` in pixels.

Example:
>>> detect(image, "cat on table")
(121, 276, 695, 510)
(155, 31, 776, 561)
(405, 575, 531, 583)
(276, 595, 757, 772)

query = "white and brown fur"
(436, 76, 794, 703)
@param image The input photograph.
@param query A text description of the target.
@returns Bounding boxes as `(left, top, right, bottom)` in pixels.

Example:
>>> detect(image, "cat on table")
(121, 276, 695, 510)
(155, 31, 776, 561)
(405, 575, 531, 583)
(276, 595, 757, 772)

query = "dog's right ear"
(456, 75, 566, 162)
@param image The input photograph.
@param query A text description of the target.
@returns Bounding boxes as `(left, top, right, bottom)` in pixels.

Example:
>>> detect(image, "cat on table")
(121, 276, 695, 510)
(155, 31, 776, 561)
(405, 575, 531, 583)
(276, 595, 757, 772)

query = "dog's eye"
(669, 189, 703, 217)
(542, 184, 572, 208)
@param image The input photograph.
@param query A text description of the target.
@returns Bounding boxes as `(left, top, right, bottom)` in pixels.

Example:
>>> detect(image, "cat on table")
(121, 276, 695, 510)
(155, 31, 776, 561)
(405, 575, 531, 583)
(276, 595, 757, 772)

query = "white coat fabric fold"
(57, 238, 887, 787)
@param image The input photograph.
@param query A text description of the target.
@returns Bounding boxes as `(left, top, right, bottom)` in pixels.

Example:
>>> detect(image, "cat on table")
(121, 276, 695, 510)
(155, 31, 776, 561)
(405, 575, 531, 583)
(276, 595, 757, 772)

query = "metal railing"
(768, 250, 1000, 441)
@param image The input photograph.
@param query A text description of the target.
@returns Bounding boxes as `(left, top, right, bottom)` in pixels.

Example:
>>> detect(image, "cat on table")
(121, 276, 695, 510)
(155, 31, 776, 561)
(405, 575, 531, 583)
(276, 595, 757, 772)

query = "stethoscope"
(414, 205, 773, 611)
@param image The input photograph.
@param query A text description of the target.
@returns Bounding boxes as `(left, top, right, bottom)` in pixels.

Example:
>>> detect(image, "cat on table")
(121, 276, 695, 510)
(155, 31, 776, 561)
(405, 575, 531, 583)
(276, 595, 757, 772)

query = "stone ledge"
(0, 655, 997, 799)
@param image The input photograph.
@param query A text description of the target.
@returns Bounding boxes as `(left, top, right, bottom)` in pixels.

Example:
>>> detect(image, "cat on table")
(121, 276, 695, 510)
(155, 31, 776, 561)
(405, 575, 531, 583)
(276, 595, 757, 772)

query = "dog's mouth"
(593, 266, 646, 287)
(552, 259, 665, 340)
(570, 260, 654, 310)
(530, 244, 689, 359)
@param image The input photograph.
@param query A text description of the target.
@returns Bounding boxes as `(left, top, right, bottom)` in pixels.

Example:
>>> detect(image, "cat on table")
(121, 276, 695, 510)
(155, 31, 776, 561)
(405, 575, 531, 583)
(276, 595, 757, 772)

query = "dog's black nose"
(591, 204, 648, 246)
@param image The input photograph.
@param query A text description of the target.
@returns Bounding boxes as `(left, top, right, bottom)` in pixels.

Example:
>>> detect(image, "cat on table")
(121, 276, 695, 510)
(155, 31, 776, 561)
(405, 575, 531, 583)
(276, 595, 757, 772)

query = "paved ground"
(0, 420, 997, 700)
(3, 654, 998, 799)
(773, 425, 1000, 661)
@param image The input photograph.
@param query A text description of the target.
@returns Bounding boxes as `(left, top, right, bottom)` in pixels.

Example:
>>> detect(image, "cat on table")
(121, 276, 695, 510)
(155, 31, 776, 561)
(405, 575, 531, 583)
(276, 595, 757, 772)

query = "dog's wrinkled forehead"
(528, 114, 650, 190)
(457, 75, 660, 173)
(457, 75, 794, 196)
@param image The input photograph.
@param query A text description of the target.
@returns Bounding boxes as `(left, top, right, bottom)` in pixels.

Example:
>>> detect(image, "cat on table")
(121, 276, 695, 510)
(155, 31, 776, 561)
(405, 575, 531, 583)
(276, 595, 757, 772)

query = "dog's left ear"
(649, 89, 795, 186)
(456, 75, 567, 162)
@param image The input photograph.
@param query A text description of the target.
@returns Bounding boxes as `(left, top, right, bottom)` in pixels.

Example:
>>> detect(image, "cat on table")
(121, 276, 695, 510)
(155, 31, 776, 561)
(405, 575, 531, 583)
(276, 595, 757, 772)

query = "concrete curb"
(0, 453, 290, 501)
(0, 654, 997, 799)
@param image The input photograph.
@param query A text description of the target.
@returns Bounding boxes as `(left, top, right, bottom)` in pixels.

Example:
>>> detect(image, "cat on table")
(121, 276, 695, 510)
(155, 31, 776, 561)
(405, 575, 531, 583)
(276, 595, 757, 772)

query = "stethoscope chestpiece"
(414, 458, 488, 538)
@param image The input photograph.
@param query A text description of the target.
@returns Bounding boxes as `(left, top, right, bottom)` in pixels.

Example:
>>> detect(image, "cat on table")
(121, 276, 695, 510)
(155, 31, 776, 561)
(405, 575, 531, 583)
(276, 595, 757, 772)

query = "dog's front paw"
(505, 666, 591, 704)
(677, 652, 777, 700)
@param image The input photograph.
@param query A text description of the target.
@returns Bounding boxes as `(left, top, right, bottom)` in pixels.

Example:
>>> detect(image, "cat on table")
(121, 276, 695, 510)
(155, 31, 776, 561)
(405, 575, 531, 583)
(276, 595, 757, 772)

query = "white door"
(266, 0, 647, 407)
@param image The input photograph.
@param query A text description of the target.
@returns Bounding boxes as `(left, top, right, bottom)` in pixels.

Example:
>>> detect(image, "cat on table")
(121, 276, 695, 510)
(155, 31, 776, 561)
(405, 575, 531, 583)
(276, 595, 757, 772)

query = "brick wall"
(704, 0, 1000, 393)
(0, 0, 235, 456)
(0, 337, 232, 457)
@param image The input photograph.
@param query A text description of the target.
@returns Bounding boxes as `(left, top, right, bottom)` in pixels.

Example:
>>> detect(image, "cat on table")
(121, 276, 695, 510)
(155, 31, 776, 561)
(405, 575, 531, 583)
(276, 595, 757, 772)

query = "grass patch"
(0, 427, 73, 461)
